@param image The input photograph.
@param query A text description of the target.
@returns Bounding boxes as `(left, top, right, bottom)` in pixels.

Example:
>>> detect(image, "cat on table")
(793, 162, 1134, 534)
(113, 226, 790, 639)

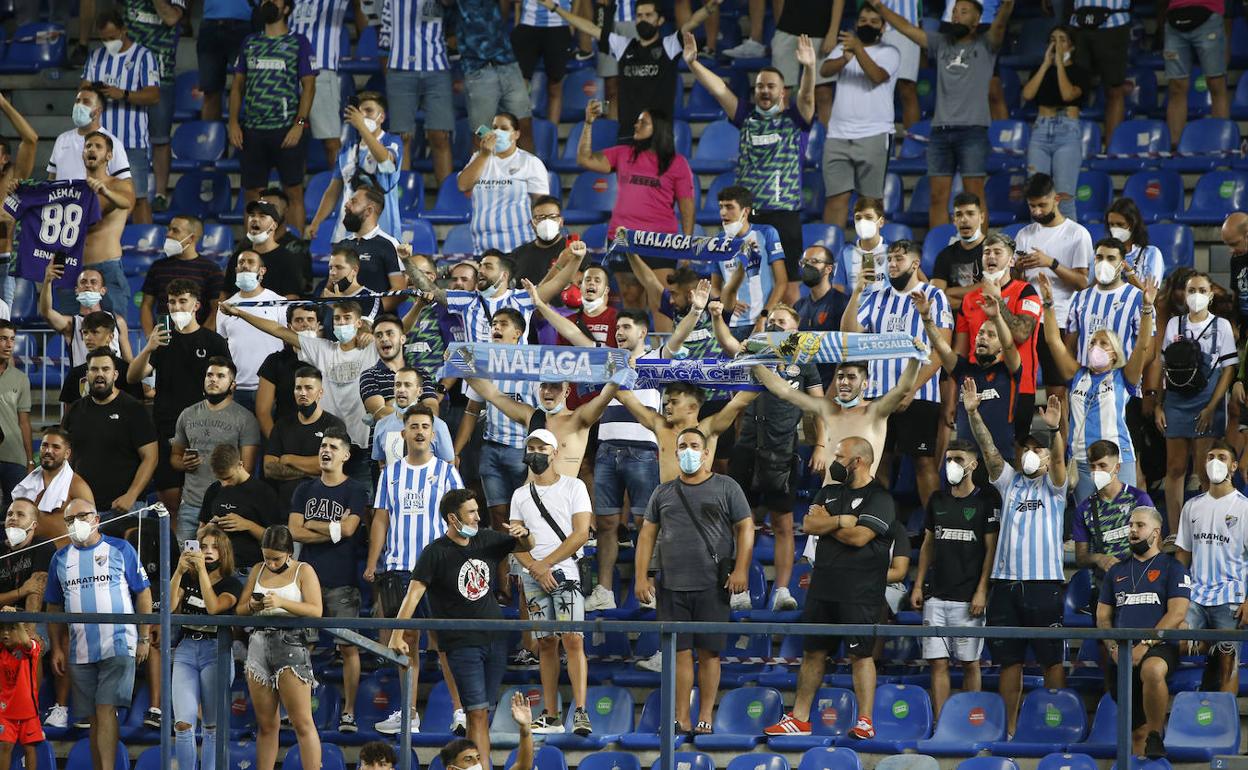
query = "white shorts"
(921, 597, 984, 662)
(309, 69, 344, 140)
(773, 30, 833, 87)
(881, 26, 920, 82)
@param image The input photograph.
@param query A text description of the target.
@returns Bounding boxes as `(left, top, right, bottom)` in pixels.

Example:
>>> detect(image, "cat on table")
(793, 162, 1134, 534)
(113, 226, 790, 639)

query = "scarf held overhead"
(607, 228, 743, 262)
(733, 331, 928, 365)
(440, 343, 637, 387)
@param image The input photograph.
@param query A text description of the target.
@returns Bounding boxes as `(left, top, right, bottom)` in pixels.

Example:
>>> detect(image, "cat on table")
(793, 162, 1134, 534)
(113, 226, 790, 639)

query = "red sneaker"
(763, 714, 812, 736)
(849, 716, 875, 739)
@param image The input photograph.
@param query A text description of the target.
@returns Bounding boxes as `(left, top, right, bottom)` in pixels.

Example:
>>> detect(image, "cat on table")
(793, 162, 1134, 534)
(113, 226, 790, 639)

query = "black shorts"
(1035, 335, 1068, 388)
(884, 398, 940, 457)
(699, 399, 736, 460)
(511, 25, 571, 81)
(986, 580, 1065, 667)
(1071, 25, 1130, 89)
(727, 443, 798, 512)
(241, 127, 307, 190)
(801, 597, 878, 657)
(376, 570, 414, 619)
(1106, 643, 1180, 728)
(751, 209, 803, 281)
(153, 432, 184, 492)
(1013, 391, 1036, 445)
(657, 586, 729, 652)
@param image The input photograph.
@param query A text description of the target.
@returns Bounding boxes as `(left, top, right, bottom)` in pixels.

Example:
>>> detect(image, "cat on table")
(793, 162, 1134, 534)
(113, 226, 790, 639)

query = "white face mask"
(1186, 292, 1210, 314)
(1208, 458, 1230, 485)
(4, 525, 29, 549)
(362, 117, 378, 134)
(1062, 50, 1072, 64)
(855, 218, 879, 241)
(163, 237, 185, 257)
(1109, 226, 1132, 244)
(170, 311, 195, 331)
(534, 219, 561, 242)
(1091, 470, 1113, 491)
(537, 400, 565, 415)
(959, 227, 982, 243)
(296, 329, 320, 339)
(479, 280, 503, 299)
(945, 460, 965, 485)
(1094, 260, 1119, 286)
(236, 272, 260, 292)
(333, 324, 358, 344)
(71, 103, 94, 128)
(983, 268, 1008, 283)
(69, 518, 93, 545)
(246, 230, 271, 245)
(76, 290, 103, 308)
(102, 39, 123, 56)
(722, 217, 745, 239)
(1021, 450, 1042, 476)
(581, 294, 606, 314)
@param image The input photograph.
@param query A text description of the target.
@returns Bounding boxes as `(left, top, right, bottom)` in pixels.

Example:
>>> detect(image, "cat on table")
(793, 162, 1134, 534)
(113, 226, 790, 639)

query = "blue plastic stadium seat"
(984, 172, 1028, 226)
(424, 176, 472, 224)
(690, 120, 741, 174)
(281, 743, 346, 770)
(844, 684, 932, 752)
(173, 70, 203, 121)
(199, 223, 234, 262)
(563, 172, 618, 225)
(171, 120, 226, 172)
(891, 121, 931, 175)
(493, 686, 560, 749)
(619, 688, 699, 751)
(579, 753, 642, 770)
(1108, 759, 1173, 770)
(955, 758, 1018, 770)
(1233, 75, 1248, 120)
(155, 172, 231, 223)
(1037, 754, 1098, 770)
(751, 560, 811, 622)
(401, 218, 437, 256)
(1121, 171, 1183, 223)
(875, 757, 939, 770)
(914, 691, 1006, 756)
(1124, 70, 1158, 118)
(0, 22, 65, 72)
(397, 171, 425, 215)
(679, 78, 736, 121)
(1147, 223, 1194, 274)
(532, 118, 558, 163)
(8, 740, 54, 770)
(1090, 120, 1170, 173)
(1166, 119, 1241, 172)
(988, 689, 1086, 757)
(920, 224, 957, 278)
(693, 686, 784, 750)
(803, 224, 844, 254)
(805, 122, 825, 170)
(1175, 171, 1248, 225)
(899, 177, 934, 227)
(560, 69, 606, 122)
(551, 120, 619, 173)
(768, 688, 857, 751)
(1080, 121, 1102, 160)
(1163, 691, 1241, 761)
(1182, 69, 1213, 118)
(303, 170, 336, 219)
(441, 223, 474, 256)
(1074, 171, 1112, 224)
(796, 747, 860, 770)
(408, 680, 458, 746)
(547, 686, 635, 749)
(697, 172, 737, 226)
(1063, 568, 1094, 628)
(67, 738, 130, 770)
(881, 223, 913, 245)
(339, 25, 381, 73)
(987, 120, 1029, 173)
(673, 119, 694, 159)
(412, 118, 473, 173)
(650, 753, 714, 770)
(998, 19, 1054, 68)
(351, 670, 402, 741)
(726, 753, 790, 770)
(121, 224, 165, 255)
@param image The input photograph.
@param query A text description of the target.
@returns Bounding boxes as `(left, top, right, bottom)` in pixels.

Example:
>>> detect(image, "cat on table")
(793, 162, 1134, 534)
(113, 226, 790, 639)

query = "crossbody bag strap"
(674, 483, 722, 563)
(529, 483, 568, 541)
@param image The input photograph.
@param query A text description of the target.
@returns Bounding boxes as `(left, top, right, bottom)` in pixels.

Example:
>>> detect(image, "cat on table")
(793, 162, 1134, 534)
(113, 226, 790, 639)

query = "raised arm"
(793, 34, 817, 124)
(532, 241, 586, 305)
(962, 377, 1005, 480)
(613, 388, 667, 432)
(704, 389, 760, 435)
(751, 364, 829, 415)
(216, 301, 301, 348)
(707, 300, 742, 355)
(666, 279, 713, 356)
(465, 376, 537, 425)
(986, 0, 1015, 51)
(536, 0, 602, 36)
(681, 31, 740, 116)
(983, 293, 1021, 372)
(520, 279, 598, 347)
(626, 251, 666, 317)
(1035, 274, 1079, 382)
(0, 93, 37, 179)
(1124, 285, 1157, 385)
(871, 355, 923, 416)
(38, 262, 73, 335)
(679, 0, 722, 33)
(1040, 394, 1066, 487)
(573, 382, 622, 427)
(577, 102, 613, 173)
(840, 266, 868, 333)
(866, 0, 927, 47)
(913, 291, 957, 370)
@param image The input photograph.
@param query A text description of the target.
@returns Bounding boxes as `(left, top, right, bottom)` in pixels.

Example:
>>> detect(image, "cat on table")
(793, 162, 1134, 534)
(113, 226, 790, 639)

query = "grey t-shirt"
(929, 33, 997, 128)
(174, 401, 263, 507)
(644, 474, 751, 591)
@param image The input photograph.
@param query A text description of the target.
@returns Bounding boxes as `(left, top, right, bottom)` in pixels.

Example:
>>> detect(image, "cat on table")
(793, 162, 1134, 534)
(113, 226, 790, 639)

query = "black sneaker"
(143, 707, 161, 729)
(1143, 730, 1165, 759)
(338, 712, 358, 733)
(152, 194, 169, 212)
(572, 707, 593, 737)
(574, 49, 595, 61)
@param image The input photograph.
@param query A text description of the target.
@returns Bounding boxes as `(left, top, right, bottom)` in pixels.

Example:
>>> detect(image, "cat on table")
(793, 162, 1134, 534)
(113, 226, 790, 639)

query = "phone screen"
(157, 314, 171, 333)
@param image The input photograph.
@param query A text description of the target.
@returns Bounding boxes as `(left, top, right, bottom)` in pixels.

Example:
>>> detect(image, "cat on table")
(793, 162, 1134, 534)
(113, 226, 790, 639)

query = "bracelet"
(1042, 301, 1053, 308)
(138, 637, 150, 643)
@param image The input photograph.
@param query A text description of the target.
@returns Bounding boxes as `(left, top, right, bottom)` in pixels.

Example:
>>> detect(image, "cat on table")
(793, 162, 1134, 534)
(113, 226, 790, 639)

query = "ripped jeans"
(173, 635, 234, 770)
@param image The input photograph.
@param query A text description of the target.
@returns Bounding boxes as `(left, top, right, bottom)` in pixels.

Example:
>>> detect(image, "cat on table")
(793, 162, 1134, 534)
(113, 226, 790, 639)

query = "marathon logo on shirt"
(1191, 529, 1233, 545)
(934, 526, 977, 543)
(251, 57, 289, 71)
(63, 573, 122, 589)
(1114, 591, 1161, 607)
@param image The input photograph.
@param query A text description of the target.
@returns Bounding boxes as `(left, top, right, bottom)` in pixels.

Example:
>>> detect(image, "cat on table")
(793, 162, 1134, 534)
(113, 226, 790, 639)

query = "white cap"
(525, 429, 559, 450)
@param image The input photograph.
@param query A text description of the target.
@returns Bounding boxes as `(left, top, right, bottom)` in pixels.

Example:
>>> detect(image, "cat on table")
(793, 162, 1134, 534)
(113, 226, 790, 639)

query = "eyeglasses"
(64, 512, 95, 525)
(799, 259, 828, 268)
(533, 213, 561, 223)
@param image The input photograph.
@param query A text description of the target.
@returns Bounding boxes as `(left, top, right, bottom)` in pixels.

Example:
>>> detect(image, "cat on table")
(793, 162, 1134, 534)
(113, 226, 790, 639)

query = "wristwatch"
(295, 117, 308, 127)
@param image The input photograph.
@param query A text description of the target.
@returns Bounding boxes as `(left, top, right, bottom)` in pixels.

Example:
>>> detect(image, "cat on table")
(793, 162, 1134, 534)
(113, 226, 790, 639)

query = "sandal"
(693, 721, 713, 735)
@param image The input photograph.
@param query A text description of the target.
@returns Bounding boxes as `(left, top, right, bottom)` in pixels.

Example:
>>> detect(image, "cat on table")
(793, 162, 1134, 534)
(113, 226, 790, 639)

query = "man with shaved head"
(765, 435, 898, 741)
(1223, 212, 1248, 333)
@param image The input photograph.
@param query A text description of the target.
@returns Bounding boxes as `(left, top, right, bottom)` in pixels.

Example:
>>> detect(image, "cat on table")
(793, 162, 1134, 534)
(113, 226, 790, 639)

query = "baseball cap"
(525, 429, 558, 450)
(245, 200, 281, 220)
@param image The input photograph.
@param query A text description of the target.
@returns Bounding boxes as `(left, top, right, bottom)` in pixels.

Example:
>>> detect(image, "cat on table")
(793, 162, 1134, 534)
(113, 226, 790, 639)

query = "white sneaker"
(730, 591, 752, 611)
(723, 39, 766, 59)
(450, 708, 467, 736)
(771, 586, 798, 611)
(43, 704, 68, 729)
(637, 651, 663, 672)
(585, 584, 617, 612)
(375, 710, 420, 735)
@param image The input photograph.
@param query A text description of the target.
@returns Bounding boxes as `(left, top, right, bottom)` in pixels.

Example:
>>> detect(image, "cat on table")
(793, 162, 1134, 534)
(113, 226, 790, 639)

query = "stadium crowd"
(0, 0, 1244, 767)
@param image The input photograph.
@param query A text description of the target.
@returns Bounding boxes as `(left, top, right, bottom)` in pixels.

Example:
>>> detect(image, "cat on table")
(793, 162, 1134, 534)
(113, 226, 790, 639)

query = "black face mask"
(1033, 210, 1057, 226)
(888, 269, 914, 292)
(297, 402, 318, 418)
(204, 560, 221, 572)
(268, 559, 291, 574)
(335, 277, 352, 293)
(524, 452, 551, 474)
(1129, 537, 1153, 556)
(856, 25, 881, 44)
(205, 391, 230, 405)
(257, 1, 281, 24)
(800, 265, 823, 287)
(946, 22, 971, 38)
(342, 211, 364, 233)
(827, 460, 851, 484)
(636, 21, 658, 39)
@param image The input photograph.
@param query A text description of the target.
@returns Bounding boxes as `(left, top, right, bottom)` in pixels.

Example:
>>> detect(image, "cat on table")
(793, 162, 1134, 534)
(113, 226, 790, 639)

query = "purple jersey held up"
(3, 180, 102, 290)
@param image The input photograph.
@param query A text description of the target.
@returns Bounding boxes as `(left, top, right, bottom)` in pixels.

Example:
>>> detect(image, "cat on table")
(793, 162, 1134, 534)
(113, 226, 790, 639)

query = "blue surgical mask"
(333, 324, 357, 343)
(456, 517, 478, 538)
(494, 131, 513, 153)
(236, 272, 260, 292)
(71, 103, 93, 128)
(756, 103, 782, 118)
(76, 290, 103, 308)
(678, 448, 702, 475)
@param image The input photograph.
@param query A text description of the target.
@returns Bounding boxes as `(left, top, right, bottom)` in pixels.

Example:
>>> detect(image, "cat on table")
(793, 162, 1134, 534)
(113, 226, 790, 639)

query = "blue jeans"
(445, 638, 507, 712)
(480, 441, 527, 508)
(173, 636, 234, 770)
(178, 504, 202, 544)
(593, 441, 660, 516)
(928, 125, 989, 177)
(1027, 116, 1083, 222)
(1072, 460, 1138, 504)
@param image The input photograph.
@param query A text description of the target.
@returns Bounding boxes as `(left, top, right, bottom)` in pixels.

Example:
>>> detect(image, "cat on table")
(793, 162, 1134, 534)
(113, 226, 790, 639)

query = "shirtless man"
(0, 92, 37, 305)
(616, 383, 757, 483)
(82, 133, 134, 286)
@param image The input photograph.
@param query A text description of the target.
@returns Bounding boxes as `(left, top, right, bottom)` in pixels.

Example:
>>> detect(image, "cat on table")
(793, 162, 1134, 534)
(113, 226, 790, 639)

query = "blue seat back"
(402, 218, 438, 255)
(199, 223, 234, 260)
(1146, 223, 1194, 274)
(1063, 568, 1093, 623)
(1037, 754, 1098, 770)
(532, 118, 559, 162)
(955, 759, 1018, 770)
(1177, 118, 1241, 156)
(1013, 689, 1086, 744)
(985, 172, 1029, 224)
(227, 741, 257, 770)
(699, 172, 737, 222)
(1164, 691, 1241, 756)
(561, 120, 620, 162)
(650, 753, 715, 770)
(989, 119, 1029, 156)
(1077, 694, 1118, 746)
(7, 739, 54, 770)
(4, 22, 65, 70)
(494, 686, 560, 734)
(1123, 70, 1158, 116)
(726, 755, 789, 770)
(803, 224, 844, 254)
(423, 680, 455, 732)
(897, 121, 931, 160)
(564, 686, 634, 735)
(121, 224, 165, 254)
(906, 177, 932, 218)
(281, 743, 346, 770)
(921, 225, 957, 278)
(808, 688, 857, 738)
(397, 171, 424, 215)
(874, 757, 939, 770)
(172, 120, 226, 164)
(1105, 119, 1169, 157)
(568, 172, 619, 213)
(635, 688, 700, 734)
(67, 739, 129, 770)
(173, 70, 203, 119)
(354, 670, 402, 728)
(674, 120, 693, 158)
(1080, 121, 1102, 158)
(304, 170, 335, 216)
(1075, 171, 1112, 224)
(797, 748, 860, 770)
(1122, 171, 1184, 223)
(430, 175, 471, 215)
(693, 120, 741, 165)
(927, 691, 1005, 744)
(171, 172, 232, 219)
(579, 753, 642, 770)
(872, 684, 933, 741)
(1188, 171, 1248, 217)
(442, 223, 475, 255)
(560, 69, 606, 122)
(581, 223, 610, 252)
(710, 687, 783, 735)
(506, 745, 568, 770)
(719, 632, 772, 663)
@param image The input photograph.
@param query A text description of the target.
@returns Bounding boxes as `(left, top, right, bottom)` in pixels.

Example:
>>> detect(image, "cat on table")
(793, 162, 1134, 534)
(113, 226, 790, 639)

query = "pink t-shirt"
(603, 145, 694, 235)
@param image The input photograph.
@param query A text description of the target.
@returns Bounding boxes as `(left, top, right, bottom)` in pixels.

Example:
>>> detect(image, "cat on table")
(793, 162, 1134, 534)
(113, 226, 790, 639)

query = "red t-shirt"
(0, 638, 40, 720)
(603, 146, 695, 235)
(558, 306, 619, 408)
(955, 279, 1042, 395)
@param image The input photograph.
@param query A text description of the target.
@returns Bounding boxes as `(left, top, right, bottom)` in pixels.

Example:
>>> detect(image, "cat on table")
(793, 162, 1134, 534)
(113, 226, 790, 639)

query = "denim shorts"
(463, 63, 532, 137)
(1186, 601, 1239, 631)
(149, 82, 175, 145)
(480, 441, 527, 508)
(927, 125, 989, 178)
(593, 441, 659, 516)
(386, 69, 455, 134)
(445, 638, 507, 712)
(1164, 13, 1227, 79)
(245, 629, 316, 690)
(127, 145, 151, 198)
(68, 655, 136, 719)
(198, 18, 252, 94)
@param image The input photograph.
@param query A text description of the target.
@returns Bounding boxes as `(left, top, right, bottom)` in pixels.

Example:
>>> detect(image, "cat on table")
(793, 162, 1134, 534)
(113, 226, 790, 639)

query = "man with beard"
(216, 250, 287, 412)
(81, 132, 135, 314)
(170, 357, 263, 542)
(372, 367, 453, 467)
(338, 186, 405, 311)
(264, 366, 347, 510)
(360, 315, 407, 424)
(11, 427, 94, 534)
(63, 349, 158, 525)
(256, 303, 322, 438)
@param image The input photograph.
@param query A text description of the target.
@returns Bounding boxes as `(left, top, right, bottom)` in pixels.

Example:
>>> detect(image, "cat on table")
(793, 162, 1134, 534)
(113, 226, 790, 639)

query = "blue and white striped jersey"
(614, 0, 635, 22)
(991, 464, 1067, 582)
(445, 288, 537, 345)
(1068, 367, 1135, 463)
(1064, 283, 1143, 365)
(856, 282, 952, 402)
(1126, 244, 1165, 289)
(718, 224, 785, 328)
(599, 349, 660, 447)
(519, 0, 570, 27)
(1176, 489, 1248, 606)
(44, 536, 149, 664)
(290, 0, 351, 70)
(81, 43, 159, 150)
(880, 0, 922, 24)
(381, 0, 449, 71)
(332, 131, 404, 241)
(464, 149, 550, 254)
(1069, 0, 1131, 29)
(375, 456, 464, 571)
(467, 378, 540, 447)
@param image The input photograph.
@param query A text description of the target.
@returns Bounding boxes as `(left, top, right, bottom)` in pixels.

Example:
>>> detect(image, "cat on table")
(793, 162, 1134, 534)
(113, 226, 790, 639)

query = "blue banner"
(734, 331, 927, 365)
(440, 343, 636, 387)
(606, 228, 743, 263)
(633, 359, 763, 390)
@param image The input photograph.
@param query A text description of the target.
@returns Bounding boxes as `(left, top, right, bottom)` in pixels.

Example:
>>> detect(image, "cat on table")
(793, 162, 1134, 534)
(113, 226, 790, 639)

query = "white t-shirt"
(824, 43, 901, 139)
(217, 290, 286, 390)
(1162, 313, 1238, 373)
(1176, 489, 1248, 606)
(47, 127, 133, 181)
(297, 336, 380, 449)
(1016, 218, 1093, 325)
(509, 474, 592, 577)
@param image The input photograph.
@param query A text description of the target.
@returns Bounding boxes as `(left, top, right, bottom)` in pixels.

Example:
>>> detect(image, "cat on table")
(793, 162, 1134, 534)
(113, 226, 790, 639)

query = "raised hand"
(585, 99, 602, 124)
(1041, 394, 1062, 429)
(1035, 272, 1053, 304)
(795, 34, 817, 68)
(1143, 281, 1158, 307)
(961, 377, 980, 413)
(909, 289, 931, 318)
(979, 294, 999, 318)
(681, 30, 698, 64)
(691, 279, 711, 312)
(511, 690, 533, 726)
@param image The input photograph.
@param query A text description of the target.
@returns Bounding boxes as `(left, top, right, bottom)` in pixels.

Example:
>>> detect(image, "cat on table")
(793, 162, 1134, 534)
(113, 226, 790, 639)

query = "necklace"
(1129, 553, 1159, 592)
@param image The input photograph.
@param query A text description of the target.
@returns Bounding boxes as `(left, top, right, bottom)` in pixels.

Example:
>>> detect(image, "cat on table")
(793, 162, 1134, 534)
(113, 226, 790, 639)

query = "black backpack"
(1163, 315, 1216, 395)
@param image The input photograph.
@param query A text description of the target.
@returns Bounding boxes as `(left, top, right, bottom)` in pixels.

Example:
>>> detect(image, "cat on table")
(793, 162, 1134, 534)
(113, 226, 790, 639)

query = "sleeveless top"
(70, 313, 121, 367)
(253, 561, 305, 618)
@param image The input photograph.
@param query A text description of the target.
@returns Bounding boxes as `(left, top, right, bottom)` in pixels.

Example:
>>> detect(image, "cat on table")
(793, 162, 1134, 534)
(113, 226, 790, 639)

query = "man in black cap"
(229, 199, 311, 298)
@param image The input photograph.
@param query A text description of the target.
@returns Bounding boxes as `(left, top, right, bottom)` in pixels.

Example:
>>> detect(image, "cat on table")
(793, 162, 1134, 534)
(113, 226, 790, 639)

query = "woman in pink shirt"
(578, 100, 695, 282)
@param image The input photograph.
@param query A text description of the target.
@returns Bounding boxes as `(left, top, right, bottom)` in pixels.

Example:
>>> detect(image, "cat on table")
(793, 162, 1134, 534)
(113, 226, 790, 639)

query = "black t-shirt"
(615, 35, 680, 142)
(809, 480, 896, 606)
(265, 411, 347, 508)
(258, 347, 302, 426)
(289, 477, 370, 588)
(739, 362, 821, 451)
(1230, 251, 1248, 326)
(951, 355, 1020, 461)
(0, 537, 55, 599)
(62, 391, 159, 508)
(225, 239, 312, 298)
(346, 232, 402, 294)
(149, 327, 231, 431)
(511, 237, 567, 287)
(177, 572, 243, 632)
(922, 487, 1000, 602)
(199, 476, 282, 571)
(412, 529, 517, 649)
(932, 241, 983, 290)
(776, 0, 833, 36)
(59, 355, 146, 406)
(1035, 63, 1092, 108)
